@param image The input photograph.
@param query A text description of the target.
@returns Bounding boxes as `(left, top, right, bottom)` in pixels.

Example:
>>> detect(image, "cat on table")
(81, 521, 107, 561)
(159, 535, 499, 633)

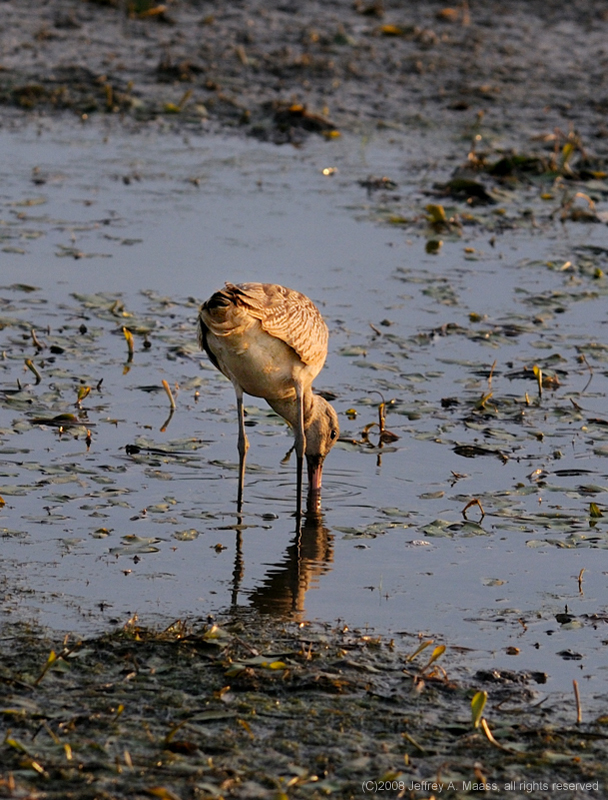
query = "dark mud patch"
(1, 0, 608, 149)
(2, 615, 607, 799)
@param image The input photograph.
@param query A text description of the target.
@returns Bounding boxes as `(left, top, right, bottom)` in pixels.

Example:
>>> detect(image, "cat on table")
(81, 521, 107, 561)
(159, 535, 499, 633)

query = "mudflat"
(0, 0, 606, 150)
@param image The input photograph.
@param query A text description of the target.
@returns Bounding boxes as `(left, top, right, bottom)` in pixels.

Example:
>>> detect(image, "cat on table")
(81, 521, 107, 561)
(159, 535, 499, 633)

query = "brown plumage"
(198, 282, 339, 514)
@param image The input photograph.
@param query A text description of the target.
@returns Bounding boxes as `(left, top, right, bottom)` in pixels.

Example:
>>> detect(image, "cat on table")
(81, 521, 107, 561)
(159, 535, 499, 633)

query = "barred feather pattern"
(202, 282, 328, 368)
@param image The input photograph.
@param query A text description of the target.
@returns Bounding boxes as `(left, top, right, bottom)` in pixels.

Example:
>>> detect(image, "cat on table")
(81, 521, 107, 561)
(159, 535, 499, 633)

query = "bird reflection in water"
(230, 510, 333, 617)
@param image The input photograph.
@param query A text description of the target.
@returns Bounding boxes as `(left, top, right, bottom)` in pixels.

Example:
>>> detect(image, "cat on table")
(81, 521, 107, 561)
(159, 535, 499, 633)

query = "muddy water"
(2, 119, 608, 701)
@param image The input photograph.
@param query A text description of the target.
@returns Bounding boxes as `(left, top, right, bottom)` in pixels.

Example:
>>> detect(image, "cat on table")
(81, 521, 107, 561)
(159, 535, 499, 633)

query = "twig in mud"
(578, 352, 594, 394)
(25, 358, 41, 385)
(480, 718, 513, 752)
(487, 359, 496, 388)
(577, 568, 585, 595)
(573, 679, 582, 725)
(162, 379, 177, 410)
(462, 497, 485, 521)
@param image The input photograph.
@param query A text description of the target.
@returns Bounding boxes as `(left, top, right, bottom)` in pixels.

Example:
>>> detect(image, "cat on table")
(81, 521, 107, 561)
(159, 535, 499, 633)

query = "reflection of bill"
(230, 512, 333, 616)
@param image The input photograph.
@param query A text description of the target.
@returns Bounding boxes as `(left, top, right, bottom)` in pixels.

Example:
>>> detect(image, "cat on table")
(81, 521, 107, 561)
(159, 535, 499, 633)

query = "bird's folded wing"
(227, 282, 328, 367)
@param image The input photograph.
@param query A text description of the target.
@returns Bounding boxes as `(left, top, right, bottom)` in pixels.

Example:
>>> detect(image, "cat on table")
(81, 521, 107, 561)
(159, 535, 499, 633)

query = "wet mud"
(0, 0, 607, 150)
(2, 615, 608, 800)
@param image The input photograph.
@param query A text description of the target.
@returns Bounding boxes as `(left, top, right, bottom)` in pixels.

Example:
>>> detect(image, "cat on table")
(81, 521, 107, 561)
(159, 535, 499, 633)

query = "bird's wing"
(229, 283, 328, 367)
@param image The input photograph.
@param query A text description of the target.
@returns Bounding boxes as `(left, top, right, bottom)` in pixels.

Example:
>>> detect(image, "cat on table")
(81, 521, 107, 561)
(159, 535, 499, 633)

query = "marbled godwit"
(198, 282, 339, 514)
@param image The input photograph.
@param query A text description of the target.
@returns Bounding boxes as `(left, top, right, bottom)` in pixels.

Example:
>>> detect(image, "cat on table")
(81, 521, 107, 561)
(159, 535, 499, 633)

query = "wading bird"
(198, 282, 339, 515)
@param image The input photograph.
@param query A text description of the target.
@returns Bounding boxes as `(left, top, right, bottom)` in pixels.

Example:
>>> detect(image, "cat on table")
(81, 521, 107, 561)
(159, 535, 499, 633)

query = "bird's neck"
(267, 388, 317, 431)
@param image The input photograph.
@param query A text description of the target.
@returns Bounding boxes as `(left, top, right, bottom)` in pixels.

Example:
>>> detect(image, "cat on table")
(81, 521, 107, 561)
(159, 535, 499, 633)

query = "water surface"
(2, 119, 608, 702)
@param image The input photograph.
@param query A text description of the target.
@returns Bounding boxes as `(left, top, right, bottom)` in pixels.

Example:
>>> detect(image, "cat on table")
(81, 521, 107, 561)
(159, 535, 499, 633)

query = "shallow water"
(2, 118, 608, 701)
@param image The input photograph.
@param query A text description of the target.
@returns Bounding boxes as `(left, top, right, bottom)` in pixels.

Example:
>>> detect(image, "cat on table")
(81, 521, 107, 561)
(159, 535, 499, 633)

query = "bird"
(198, 282, 339, 515)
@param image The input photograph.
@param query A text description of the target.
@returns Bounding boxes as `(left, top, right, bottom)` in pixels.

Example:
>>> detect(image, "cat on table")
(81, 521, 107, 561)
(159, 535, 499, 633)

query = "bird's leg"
(234, 385, 249, 512)
(294, 383, 306, 520)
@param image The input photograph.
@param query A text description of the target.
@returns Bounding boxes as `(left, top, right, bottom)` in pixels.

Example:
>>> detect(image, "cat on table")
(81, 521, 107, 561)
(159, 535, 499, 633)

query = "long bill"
(306, 454, 324, 514)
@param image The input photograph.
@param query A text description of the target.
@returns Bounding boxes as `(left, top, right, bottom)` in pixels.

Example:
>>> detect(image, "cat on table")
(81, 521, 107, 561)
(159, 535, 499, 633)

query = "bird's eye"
(330, 429, 338, 440)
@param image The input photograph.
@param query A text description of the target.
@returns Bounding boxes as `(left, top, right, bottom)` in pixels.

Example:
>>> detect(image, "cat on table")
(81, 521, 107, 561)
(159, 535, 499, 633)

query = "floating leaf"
(109, 535, 162, 555)
(172, 529, 200, 541)
(590, 502, 604, 518)
(380, 24, 404, 35)
(426, 203, 447, 224)
(146, 788, 182, 800)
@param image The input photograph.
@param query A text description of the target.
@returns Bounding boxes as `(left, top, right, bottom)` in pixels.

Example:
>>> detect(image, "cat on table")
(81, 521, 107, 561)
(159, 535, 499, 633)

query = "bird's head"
(305, 396, 339, 511)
